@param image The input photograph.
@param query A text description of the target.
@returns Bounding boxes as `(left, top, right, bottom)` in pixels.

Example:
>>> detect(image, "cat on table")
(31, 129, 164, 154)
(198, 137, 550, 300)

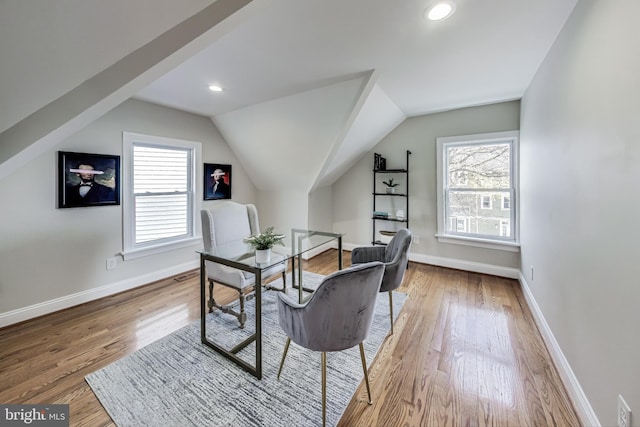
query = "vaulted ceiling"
(0, 0, 578, 189)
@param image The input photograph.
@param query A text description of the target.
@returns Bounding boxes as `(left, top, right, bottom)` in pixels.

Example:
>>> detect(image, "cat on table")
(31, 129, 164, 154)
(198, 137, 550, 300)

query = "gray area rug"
(86, 271, 407, 427)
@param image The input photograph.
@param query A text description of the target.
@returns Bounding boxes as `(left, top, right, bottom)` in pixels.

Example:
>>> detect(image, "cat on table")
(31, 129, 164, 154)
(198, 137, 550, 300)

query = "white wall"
(256, 190, 309, 236)
(308, 186, 333, 232)
(520, 1, 640, 425)
(0, 99, 256, 324)
(332, 101, 521, 271)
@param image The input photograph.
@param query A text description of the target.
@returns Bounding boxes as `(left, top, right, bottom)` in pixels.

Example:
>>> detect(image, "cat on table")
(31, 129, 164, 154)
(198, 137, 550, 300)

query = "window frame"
(436, 130, 520, 251)
(122, 132, 201, 260)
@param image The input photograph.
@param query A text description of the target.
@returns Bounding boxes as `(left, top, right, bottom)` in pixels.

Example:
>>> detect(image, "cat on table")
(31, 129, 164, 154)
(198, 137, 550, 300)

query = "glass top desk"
(197, 229, 342, 379)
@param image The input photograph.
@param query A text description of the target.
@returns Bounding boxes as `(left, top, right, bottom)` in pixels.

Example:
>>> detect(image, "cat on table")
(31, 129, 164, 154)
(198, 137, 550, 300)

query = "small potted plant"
(243, 226, 285, 263)
(383, 178, 400, 194)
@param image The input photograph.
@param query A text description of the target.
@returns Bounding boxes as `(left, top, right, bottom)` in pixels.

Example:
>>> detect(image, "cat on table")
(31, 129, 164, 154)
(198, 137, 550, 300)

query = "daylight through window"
(122, 132, 200, 259)
(436, 131, 518, 248)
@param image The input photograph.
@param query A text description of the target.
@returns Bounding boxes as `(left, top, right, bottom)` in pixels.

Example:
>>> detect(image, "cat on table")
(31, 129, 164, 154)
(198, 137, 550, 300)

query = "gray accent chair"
(276, 261, 385, 427)
(351, 228, 412, 334)
(201, 202, 286, 328)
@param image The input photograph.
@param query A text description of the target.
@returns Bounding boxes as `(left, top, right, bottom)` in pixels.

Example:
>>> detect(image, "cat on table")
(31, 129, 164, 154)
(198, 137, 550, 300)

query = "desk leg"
(200, 255, 206, 343)
(255, 270, 262, 379)
(338, 235, 343, 270)
(298, 235, 304, 303)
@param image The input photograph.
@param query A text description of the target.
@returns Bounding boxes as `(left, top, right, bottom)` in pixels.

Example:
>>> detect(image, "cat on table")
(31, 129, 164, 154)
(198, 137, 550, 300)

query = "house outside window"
(436, 131, 519, 251)
(122, 132, 201, 260)
(480, 195, 492, 209)
(502, 195, 511, 210)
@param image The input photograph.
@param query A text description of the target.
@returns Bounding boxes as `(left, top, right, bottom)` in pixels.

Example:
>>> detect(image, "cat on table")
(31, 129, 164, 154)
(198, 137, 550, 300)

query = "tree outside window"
(437, 131, 518, 246)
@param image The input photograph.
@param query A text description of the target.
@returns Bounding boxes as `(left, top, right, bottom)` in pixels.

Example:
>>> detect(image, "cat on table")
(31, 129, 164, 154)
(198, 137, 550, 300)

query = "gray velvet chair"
(201, 202, 286, 328)
(351, 228, 412, 334)
(276, 261, 385, 427)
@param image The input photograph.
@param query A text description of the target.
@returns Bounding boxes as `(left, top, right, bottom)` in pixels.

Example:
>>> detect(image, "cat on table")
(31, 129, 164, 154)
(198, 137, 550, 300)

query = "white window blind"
(133, 145, 190, 244)
(122, 132, 201, 260)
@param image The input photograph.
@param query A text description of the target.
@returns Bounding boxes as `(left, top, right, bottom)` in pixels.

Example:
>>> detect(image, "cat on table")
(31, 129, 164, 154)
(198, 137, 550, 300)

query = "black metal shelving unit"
(372, 150, 411, 245)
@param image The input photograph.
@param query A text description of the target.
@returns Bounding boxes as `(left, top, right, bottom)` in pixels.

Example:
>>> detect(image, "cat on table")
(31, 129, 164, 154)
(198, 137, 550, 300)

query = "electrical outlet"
(618, 395, 632, 427)
(413, 235, 420, 244)
(106, 257, 117, 270)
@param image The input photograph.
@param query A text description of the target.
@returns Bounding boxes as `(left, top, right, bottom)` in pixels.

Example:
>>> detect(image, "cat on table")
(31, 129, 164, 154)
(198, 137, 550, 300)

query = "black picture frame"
(58, 151, 120, 208)
(204, 163, 232, 200)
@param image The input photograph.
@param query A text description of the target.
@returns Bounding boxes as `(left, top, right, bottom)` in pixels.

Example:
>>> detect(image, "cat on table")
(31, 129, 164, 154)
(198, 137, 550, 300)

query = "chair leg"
(208, 279, 215, 313)
(388, 290, 395, 335)
(321, 352, 327, 427)
(359, 343, 373, 404)
(208, 279, 249, 328)
(238, 289, 247, 329)
(281, 271, 287, 292)
(277, 338, 291, 380)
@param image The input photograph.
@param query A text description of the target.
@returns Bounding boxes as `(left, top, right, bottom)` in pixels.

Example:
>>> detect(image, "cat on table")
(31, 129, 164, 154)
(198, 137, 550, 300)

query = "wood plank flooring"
(0, 251, 580, 426)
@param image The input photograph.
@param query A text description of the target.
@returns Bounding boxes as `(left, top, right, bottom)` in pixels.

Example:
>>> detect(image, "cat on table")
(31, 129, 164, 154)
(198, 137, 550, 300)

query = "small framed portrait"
(58, 151, 120, 208)
(204, 163, 232, 200)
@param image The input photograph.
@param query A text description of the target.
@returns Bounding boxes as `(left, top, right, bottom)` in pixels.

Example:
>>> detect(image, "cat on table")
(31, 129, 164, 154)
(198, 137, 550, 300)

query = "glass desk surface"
(197, 229, 342, 268)
(197, 229, 343, 379)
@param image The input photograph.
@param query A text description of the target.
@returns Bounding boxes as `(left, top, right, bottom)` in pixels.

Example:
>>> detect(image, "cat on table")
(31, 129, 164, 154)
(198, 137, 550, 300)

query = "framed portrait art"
(58, 151, 120, 208)
(204, 163, 232, 200)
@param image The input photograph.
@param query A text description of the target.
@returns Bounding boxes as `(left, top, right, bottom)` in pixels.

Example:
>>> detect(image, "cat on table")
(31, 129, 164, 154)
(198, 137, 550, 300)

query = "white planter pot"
(255, 248, 271, 264)
(386, 187, 396, 194)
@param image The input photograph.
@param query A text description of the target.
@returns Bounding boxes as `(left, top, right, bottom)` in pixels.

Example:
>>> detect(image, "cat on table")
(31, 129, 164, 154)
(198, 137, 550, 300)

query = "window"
(122, 132, 201, 259)
(502, 195, 511, 210)
(480, 195, 492, 209)
(436, 131, 519, 250)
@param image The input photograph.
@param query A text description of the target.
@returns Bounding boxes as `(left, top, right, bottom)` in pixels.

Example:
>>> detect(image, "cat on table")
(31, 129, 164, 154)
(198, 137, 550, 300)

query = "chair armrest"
(351, 246, 386, 264)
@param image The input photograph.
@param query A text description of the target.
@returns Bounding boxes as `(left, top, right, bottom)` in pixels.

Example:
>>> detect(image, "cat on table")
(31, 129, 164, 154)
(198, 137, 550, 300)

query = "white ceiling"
(136, 0, 578, 118)
(135, 0, 577, 193)
(0, 0, 579, 193)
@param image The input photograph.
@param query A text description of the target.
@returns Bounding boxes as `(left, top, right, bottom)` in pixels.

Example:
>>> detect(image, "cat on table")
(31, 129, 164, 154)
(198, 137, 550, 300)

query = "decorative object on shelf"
(244, 226, 285, 263)
(374, 153, 387, 171)
(373, 211, 389, 219)
(383, 178, 399, 194)
(58, 151, 120, 208)
(378, 230, 397, 244)
(395, 210, 405, 221)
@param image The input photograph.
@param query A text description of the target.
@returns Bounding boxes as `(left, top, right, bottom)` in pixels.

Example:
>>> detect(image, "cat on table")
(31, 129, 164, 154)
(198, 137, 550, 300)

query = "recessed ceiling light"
(208, 85, 223, 92)
(425, 1, 456, 21)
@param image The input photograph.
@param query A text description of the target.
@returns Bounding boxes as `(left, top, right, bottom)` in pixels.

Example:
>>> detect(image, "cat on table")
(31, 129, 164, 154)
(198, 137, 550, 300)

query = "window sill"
(122, 236, 202, 260)
(435, 234, 520, 252)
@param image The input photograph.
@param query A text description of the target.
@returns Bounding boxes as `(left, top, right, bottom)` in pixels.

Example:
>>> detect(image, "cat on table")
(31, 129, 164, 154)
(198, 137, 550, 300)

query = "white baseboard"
(341, 242, 520, 279)
(0, 260, 199, 328)
(518, 272, 600, 427)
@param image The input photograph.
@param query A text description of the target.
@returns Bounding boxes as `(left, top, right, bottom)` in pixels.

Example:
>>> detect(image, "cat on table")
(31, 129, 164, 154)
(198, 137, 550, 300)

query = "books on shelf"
(373, 211, 389, 218)
(374, 153, 386, 171)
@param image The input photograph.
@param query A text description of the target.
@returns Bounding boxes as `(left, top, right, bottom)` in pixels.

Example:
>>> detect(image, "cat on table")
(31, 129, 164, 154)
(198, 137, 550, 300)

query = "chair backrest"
(201, 202, 260, 251)
(285, 262, 384, 352)
(381, 228, 412, 292)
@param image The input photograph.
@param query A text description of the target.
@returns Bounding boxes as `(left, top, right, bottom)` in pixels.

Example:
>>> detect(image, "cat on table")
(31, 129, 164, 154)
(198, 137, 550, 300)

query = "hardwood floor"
(0, 251, 580, 426)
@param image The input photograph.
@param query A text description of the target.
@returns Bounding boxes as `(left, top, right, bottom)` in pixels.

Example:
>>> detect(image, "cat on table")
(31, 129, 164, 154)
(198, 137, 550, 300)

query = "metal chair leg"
(281, 271, 287, 292)
(277, 338, 291, 380)
(359, 343, 373, 404)
(322, 352, 327, 427)
(388, 290, 394, 335)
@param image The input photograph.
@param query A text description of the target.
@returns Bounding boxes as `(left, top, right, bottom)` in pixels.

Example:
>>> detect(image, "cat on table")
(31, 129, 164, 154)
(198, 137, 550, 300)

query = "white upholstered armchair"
(200, 202, 286, 328)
